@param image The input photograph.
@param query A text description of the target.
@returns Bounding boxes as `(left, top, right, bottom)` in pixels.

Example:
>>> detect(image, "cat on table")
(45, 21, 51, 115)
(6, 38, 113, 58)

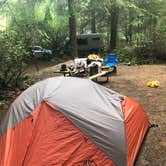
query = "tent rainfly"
(0, 77, 150, 166)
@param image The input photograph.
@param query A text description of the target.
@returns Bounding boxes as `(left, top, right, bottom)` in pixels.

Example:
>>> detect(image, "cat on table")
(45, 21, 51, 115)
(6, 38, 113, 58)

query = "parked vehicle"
(64, 33, 104, 56)
(32, 46, 52, 58)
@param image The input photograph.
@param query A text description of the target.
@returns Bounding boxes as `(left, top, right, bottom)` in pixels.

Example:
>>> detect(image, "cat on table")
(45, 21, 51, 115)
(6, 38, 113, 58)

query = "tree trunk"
(68, 0, 78, 57)
(90, 0, 96, 33)
(125, 25, 129, 43)
(91, 12, 96, 33)
(26, 0, 35, 19)
(109, 0, 119, 51)
(128, 9, 133, 45)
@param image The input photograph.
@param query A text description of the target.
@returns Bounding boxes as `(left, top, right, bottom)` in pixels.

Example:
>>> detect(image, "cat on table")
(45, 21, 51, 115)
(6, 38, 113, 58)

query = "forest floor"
(0, 61, 166, 166)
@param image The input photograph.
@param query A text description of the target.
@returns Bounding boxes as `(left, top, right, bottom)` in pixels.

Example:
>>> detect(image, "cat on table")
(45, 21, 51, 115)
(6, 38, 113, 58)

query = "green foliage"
(0, 0, 165, 71)
(117, 45, 158, 65)
(152, 26, 166, 60)
(2, 0, 69, 55)
(0, 31, 30, 88)
(117, 46, 135, 63)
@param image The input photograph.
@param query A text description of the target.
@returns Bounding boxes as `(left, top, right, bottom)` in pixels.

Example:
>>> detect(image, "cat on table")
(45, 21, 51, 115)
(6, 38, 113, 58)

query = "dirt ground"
(106, 65, 166, 166)
(0, 62, 166, 166)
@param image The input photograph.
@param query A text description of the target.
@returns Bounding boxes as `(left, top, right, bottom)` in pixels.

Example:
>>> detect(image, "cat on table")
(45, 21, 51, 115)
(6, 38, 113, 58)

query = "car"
(32, 46, 52, 58)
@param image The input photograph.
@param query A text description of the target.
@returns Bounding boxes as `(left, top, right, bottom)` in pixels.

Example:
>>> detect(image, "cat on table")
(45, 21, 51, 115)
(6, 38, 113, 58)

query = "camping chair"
(104, 53, 119, 74)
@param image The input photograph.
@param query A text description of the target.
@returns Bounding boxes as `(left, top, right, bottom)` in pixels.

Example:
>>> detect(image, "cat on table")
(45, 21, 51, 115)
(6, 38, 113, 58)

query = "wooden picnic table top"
(54, 68, 86, 76)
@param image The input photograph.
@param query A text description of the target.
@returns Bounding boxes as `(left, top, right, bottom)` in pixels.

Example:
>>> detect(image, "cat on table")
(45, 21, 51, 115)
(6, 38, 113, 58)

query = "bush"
(0, 31, 31, 88)
(152, 27, 166, 61)
(117, 45, 159, 65)
(117, 46, 135, 64)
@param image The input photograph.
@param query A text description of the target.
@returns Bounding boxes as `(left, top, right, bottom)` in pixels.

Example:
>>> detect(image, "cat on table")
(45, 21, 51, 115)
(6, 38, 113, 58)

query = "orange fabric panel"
(23, 102, 116, 166)
(122, 97, 150, 166)
(0, 116, 34, 166)
(0, 102, 116, 166)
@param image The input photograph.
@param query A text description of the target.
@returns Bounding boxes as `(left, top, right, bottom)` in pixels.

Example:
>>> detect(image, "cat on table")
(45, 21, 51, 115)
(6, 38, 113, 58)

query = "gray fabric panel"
(0, 82, 42, 135)
(46, 77, 126, 166)
(0, 78, 63, 135)
(0, 77, 127, 166)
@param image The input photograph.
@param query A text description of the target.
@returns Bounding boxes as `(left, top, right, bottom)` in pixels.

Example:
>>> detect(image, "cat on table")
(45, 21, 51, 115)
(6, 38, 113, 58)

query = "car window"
(92, 37, 100, 41)
(77, 38, 88, 45)
(33, 46, 42, 50)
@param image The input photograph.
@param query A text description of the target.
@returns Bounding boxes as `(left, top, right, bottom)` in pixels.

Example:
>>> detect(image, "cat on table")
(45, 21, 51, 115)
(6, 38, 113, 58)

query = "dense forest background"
(0, 0, 165, 88)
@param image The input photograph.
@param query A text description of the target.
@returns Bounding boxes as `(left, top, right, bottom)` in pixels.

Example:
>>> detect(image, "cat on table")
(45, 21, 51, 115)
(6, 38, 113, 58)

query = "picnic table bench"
(88, 66, 114, 82)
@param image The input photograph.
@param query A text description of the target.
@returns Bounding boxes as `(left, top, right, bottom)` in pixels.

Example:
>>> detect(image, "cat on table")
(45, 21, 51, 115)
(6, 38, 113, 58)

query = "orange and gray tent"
(0, 77, 150, 166)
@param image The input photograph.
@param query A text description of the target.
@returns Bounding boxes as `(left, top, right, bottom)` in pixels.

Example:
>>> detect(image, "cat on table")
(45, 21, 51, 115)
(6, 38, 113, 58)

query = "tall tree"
(90, 0, 96, 33)
(109, 0, 119, 51)
(68, 0, 77, 57)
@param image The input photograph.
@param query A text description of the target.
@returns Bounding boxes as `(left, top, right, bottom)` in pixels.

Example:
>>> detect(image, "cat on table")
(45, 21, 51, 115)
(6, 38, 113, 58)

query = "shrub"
(0, 31, 30, 88)
(117, 45, 159, 65)
(117, 46, 135, 64)
(152, 27, 166, 61)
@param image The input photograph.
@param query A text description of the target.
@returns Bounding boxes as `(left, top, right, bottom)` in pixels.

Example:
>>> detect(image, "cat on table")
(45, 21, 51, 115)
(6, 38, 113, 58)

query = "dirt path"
(0, 63, 166, 165)
(29, 60, 74, 82)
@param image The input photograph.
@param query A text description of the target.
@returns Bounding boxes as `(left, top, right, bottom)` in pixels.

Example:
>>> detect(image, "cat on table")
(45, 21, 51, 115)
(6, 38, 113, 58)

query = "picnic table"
(54, 54, 118, 82)
(54, 65, 115, 82)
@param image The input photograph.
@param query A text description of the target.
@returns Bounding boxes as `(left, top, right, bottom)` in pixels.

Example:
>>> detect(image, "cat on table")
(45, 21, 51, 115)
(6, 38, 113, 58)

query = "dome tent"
(0, 77, 149, 166)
